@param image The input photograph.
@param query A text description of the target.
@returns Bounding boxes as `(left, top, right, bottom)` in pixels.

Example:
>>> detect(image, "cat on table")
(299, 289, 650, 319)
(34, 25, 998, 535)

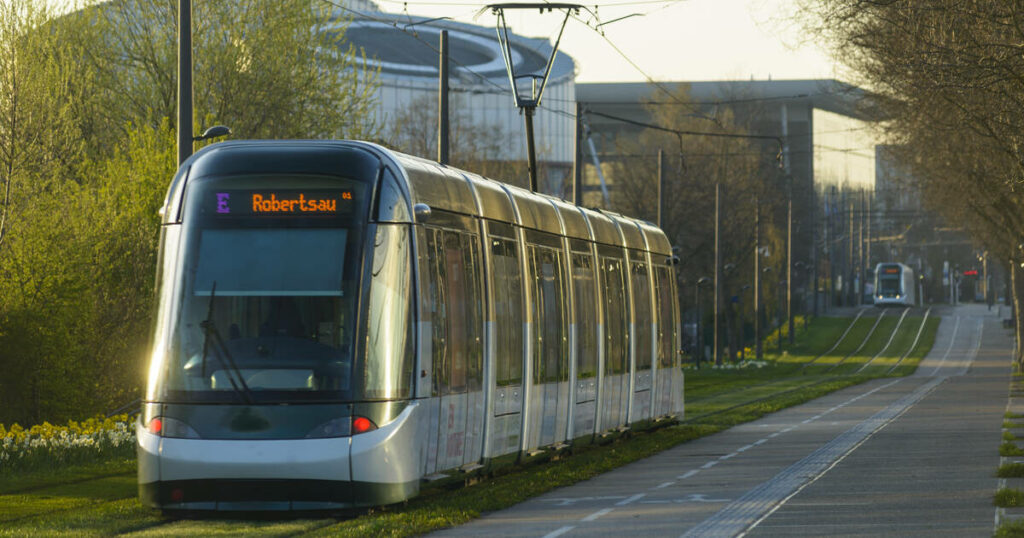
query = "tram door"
(525, 235, 570, 450)
(629, 252, 653, 422)
(418, 225, 485, 474)
(487, 226, 524, 458)
(653, 264, 679, 417)
(599, 251, 629, 429)
(571, 247, 599, 438)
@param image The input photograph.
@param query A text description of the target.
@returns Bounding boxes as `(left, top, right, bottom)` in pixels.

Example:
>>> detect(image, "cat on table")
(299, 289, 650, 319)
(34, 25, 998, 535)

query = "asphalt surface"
(433, 303, 1011, 537)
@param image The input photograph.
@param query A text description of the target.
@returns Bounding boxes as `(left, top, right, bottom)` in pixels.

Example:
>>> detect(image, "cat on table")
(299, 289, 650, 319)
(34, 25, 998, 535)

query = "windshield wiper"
(199, 281, 254, 404)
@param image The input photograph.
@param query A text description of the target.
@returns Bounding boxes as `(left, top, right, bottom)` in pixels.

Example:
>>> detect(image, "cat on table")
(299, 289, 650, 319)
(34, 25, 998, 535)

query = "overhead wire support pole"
(438, 30, 450, 165)
(486, 3, 581, 193)
(177, 0, 193, 167)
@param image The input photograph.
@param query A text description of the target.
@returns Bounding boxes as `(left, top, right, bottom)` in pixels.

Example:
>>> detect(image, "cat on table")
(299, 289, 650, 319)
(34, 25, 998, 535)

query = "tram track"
(687, 307, 930, 418)
(825, 308, 890, 372)
(856, 307, 912, 373)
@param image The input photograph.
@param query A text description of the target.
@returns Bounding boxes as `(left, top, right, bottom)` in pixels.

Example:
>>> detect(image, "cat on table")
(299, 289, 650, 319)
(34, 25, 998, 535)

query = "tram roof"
(165, 140, 673, 255)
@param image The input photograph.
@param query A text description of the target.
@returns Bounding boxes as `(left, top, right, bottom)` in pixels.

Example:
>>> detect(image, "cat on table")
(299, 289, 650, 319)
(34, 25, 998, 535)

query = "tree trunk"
(1013, 260, 1024, 372)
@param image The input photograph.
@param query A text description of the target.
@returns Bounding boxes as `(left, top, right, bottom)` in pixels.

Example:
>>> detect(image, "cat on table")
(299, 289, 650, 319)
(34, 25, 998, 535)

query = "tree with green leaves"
(0, 0, 381, 424)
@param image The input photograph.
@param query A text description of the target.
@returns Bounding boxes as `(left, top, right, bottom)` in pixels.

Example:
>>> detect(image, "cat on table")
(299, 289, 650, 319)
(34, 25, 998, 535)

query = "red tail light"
(352, 416, 377, 434)
(147, 418, 163, 435)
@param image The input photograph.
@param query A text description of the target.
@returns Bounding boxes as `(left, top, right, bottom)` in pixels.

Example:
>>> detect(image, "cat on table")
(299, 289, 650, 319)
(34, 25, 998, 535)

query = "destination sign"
(883, 268, 900, 274)
(210, 190, 355, 217)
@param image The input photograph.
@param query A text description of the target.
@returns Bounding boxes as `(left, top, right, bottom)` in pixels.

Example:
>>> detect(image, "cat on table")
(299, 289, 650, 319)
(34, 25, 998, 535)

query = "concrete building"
(331, 6, 577, 194)
(577, 79, 885, 310)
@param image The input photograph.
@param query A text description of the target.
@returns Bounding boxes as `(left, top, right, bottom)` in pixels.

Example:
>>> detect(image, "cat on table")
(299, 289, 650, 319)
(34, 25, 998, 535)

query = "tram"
(873, 262, 916, 306)
(137, 140, 683, 511)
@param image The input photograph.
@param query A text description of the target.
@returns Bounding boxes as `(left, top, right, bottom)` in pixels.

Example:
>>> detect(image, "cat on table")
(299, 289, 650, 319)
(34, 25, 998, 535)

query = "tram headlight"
(305, 417, 351, 438)
(147, 417, 200, 439)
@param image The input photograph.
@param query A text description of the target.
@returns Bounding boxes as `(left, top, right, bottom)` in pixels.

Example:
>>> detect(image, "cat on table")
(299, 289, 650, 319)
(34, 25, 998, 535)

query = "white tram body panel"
(874, 262, 916, 306)
(139, 141, 683, 511)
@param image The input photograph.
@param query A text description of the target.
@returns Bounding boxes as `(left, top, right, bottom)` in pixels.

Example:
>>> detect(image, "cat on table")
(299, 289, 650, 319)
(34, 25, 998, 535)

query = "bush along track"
(0, 313, 938, 537)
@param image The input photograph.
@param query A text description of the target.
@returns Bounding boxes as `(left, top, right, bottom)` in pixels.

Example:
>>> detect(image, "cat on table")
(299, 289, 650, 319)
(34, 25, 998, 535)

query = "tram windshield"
(159, 175, 367, 403)
(878, 267, 901, 296)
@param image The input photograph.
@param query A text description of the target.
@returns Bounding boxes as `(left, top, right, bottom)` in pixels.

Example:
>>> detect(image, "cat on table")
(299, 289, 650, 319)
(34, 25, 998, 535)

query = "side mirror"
(413, 203, 431, 223)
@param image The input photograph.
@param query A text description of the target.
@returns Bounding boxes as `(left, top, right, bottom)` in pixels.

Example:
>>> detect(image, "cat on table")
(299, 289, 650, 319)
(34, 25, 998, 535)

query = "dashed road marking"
(543, 526, 575, 538)
(616, 493, 645, 506)
(678, 470, 700, 479)
(655, 481, 674, 489)
(582, 508, 613, 521)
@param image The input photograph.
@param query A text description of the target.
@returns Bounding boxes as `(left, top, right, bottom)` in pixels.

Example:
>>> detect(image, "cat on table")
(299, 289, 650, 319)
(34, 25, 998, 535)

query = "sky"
(49, 0, 840, 84)
(374, 0, 840, 83)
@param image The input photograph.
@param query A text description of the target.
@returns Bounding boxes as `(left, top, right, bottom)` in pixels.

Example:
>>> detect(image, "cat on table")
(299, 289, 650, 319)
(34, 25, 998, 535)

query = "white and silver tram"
(873, 262, 916, 306)
(137, 140, 683, 511)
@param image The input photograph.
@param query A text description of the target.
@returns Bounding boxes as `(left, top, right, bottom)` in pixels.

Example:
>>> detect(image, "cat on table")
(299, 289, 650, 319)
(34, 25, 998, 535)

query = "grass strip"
(998, 463, 1024, 478)
(996, 488, 1024, 507)
(0, 474, 136, 523)
(1002, 443, 1024, 457)
(996, 518, 1024, 538)
(0, 458, 135, 495)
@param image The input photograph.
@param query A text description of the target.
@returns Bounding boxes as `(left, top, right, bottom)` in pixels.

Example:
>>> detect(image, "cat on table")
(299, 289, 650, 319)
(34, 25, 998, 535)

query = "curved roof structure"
(326, 11, 575, 89)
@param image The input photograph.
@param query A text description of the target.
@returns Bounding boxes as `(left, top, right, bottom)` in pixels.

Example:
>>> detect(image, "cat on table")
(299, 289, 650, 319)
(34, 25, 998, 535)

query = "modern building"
(331, 6, 577, 194)
(577, 79, 885, 310)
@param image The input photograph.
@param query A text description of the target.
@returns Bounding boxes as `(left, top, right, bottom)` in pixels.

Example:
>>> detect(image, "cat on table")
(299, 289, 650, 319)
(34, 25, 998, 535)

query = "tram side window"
(655, 266, 676, 368)
(530, 244, 568, 383)
(601, 256, 627, 375)
(492, 235, 524, 386)
(420, 226, 484, 396)
(364, 224, 413, 399)
(572, 252, 598, 379)
(632, 259, 652, 372)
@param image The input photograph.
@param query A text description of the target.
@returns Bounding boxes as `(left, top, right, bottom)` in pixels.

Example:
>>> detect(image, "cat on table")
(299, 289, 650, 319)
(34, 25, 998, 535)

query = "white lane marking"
(768, 432, 780, 438)
(956, 318, 984, 376)
(682, 376, 946, 538)
(655, 481, 674, 489)
(678, 470, 700, 479)
(543, 526, 575, 538)
(616, 493, 646, 506)
(719, 453, 736, 461)
(737, 443, 755, 452)
(582, 508, 613, 521)
(701, 461, 718, 469)
(929, 316, 961, 376)
(753, 439, 767, 446)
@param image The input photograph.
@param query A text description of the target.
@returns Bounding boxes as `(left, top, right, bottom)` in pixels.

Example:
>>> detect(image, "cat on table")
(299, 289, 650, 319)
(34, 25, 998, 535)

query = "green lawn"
(0, 310, 941, 537)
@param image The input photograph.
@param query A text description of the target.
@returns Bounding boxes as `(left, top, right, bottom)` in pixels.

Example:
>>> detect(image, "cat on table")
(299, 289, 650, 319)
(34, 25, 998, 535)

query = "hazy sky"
(376, 0, 840, 83)
(49, 0, 839, 83)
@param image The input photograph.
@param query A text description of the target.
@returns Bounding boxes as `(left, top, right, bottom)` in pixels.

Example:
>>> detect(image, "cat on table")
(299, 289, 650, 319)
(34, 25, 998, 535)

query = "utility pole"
(488, 3, 579, 193)
(177, 0, 193, 166)
(714, 182, 721, 365)
(781, 103, 794, 345)
(754, 196, 762, 360)
(657, 149, 665, 227)
(787, 187, 793, 344)
(438, 30, 450, 165)
(573, 102, 583, 206)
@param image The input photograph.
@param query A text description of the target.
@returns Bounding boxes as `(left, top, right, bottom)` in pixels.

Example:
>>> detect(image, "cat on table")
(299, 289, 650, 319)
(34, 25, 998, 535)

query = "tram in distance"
(137, 140, 684, 511)
(874, 262, 916, 306)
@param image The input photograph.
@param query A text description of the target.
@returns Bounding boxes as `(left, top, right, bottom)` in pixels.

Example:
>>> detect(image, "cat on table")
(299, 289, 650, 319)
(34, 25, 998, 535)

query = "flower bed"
(0, 415, 136, 474)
